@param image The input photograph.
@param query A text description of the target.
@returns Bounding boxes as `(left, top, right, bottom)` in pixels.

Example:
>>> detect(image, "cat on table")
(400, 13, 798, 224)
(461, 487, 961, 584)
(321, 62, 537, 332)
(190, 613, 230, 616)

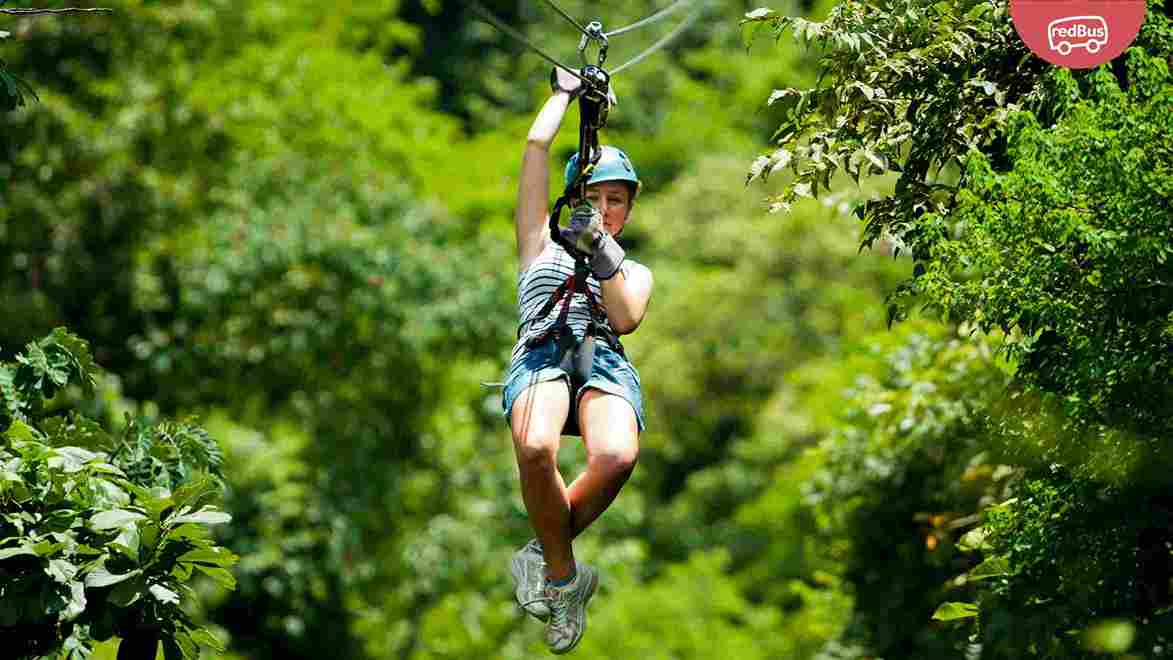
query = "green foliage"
(0, 61, 38, 112)
(124, 155, 516, 657)
(745, 0, 1173, 438)
(743, 0, 1171, 273)
(967, 474, 1173, 658)
(1, 27, 35, 112)
(748, 4, 1173, 655)
(199, 416, 362, 660)
(129, 156, 513, 411)
(2, 329, 98, 428)
(576, 550, 785, 658)
(744, 0, 1047, 214)
(804, 322, 1013, 658)
(0, 330, 235, 659)
(915, 55, 1173, 445)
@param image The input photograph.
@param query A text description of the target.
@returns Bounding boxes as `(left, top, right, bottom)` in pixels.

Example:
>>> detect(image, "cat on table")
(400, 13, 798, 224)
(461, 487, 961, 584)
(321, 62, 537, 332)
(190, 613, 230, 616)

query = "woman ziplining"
(474, 0, 702, 653)
(504, 69, 650, 654)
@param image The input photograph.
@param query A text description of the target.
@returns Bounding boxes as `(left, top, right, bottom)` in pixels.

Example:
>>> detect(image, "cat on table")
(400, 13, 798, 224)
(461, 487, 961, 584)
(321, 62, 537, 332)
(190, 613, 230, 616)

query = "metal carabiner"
(577, 20, 609, 67)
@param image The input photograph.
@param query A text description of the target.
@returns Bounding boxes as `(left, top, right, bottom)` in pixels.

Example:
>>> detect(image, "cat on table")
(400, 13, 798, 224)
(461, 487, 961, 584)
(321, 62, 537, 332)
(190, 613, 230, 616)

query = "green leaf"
(170, 475, 217, 513)
(47, 558, 79, 583)
(91, 509, 147, 531)
(769, 148, 793, 175)
(84, 566, 142, 588)
(109, 573, 147, 607)
(966, 556, 1010, 581)
(44, 328, 99, 394)
(171, 562, 194, 581)
(958, 526, 991, 552)
(139, 521, 160, 552)
(148, 583, 180, 605)
(62, 580, 87, 622)
(96, 479, 132, 507)
(864, 150, 887, 174)
(138, 491, 175, 522)
(50, 446, 102, 473)
(767, 88, 800, 106)
(932, 601, 979, 621)
(1084, 619, 1135, 653)
(0, 546, 37, 560)
(5, 420, 41, 443)
(748, 155, 770, 184)
(187, 627, 224, 652)
(31, 539, 64, 556)
(192, 564, 236, 590)
(177, 546, 238, 568)
(162, 523, 212, 543)
(112, 524, 142, 561)
(168, 507, 231, 526)
(173, 631, 198, 659)
(45, 413, 114, 452)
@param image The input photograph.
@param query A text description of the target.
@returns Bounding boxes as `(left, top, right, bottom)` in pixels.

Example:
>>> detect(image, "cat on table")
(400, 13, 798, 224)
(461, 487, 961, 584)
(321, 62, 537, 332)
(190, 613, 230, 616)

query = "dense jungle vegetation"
(2, 0, 1171, 657)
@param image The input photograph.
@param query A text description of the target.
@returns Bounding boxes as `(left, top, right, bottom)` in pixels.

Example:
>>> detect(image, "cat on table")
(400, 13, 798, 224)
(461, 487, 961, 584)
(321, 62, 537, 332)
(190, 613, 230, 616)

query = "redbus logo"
(1010, 0, 1146, 69)
(1048, 15, 1109, 55)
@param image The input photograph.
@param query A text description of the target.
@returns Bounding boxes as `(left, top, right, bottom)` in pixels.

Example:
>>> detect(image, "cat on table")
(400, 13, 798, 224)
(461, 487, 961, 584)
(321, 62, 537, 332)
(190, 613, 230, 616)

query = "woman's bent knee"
(514, 433, 560, 469)
(590, 445, 638, 478)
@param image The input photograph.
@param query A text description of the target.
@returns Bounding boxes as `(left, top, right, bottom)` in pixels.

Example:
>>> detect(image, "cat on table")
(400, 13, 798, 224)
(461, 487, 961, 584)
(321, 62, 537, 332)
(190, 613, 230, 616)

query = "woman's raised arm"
(516, 68, 581, 272)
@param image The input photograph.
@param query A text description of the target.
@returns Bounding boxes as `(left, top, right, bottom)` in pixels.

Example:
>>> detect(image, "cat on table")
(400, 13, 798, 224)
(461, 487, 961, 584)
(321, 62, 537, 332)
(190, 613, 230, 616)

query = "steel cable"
(472, 0, 705, 81)
(604, 0, 691, 38)
(609, 2, 704, 75)
(533, 0, 591, 38)
(469, 1, 586, 81)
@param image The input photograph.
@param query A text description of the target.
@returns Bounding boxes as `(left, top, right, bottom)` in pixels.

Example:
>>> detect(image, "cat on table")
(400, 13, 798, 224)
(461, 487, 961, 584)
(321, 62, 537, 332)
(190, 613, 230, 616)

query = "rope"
(604, 0, 691, 38)
(469, 1, 586, 82)
(609, 2, 705, 75)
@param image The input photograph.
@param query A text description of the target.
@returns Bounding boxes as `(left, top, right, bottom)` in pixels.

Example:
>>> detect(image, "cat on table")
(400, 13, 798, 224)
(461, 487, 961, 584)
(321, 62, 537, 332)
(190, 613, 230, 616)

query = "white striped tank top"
(511, 240, 613, 362)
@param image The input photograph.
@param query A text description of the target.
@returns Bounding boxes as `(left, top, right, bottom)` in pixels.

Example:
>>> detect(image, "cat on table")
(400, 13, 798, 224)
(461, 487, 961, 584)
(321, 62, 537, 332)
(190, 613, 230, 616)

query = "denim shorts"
(502, 335, 645, 434)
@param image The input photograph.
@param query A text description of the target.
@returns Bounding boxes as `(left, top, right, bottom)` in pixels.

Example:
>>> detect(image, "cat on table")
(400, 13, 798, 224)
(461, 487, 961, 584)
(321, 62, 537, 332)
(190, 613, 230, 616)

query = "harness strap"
(524, 258, 622, 355)
(554, 264, 583, 331)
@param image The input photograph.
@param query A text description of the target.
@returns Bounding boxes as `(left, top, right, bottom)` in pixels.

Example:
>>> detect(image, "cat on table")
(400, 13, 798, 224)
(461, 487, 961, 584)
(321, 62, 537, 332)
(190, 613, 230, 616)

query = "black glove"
(560, 203, 625, 280)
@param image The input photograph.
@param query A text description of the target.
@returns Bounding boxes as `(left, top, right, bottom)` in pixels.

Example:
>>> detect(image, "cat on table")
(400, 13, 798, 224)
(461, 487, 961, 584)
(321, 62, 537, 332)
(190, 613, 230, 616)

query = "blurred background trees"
(2, 0, 1171, 658)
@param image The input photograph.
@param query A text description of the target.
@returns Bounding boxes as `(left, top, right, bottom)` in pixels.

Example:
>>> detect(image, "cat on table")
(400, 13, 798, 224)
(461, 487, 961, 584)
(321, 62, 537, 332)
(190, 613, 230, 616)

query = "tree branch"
(0, 7, 112, 15)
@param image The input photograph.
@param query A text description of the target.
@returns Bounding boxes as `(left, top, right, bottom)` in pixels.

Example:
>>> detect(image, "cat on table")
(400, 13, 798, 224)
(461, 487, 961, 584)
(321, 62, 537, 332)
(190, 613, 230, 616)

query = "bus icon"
(1048, 16, 1109, 55)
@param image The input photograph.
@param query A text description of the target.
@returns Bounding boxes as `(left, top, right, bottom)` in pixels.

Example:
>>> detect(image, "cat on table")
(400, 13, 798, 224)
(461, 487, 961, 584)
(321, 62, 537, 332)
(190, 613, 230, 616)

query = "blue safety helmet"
(564, 145, 642, 201)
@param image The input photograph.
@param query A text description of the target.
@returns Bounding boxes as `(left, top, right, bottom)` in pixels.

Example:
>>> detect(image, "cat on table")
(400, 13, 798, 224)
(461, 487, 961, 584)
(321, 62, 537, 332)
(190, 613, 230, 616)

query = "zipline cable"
(609, 2, 704, 75)
(472, 0, 705, 80)
(534, 0, 591, 39)
(604, 0, 692, 38)
(469, 1, 586, 81)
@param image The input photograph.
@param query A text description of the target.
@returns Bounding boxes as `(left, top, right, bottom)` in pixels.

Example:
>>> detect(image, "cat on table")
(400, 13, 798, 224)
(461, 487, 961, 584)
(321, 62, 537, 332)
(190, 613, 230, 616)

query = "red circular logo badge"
(1010, 0, 1147, 69)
